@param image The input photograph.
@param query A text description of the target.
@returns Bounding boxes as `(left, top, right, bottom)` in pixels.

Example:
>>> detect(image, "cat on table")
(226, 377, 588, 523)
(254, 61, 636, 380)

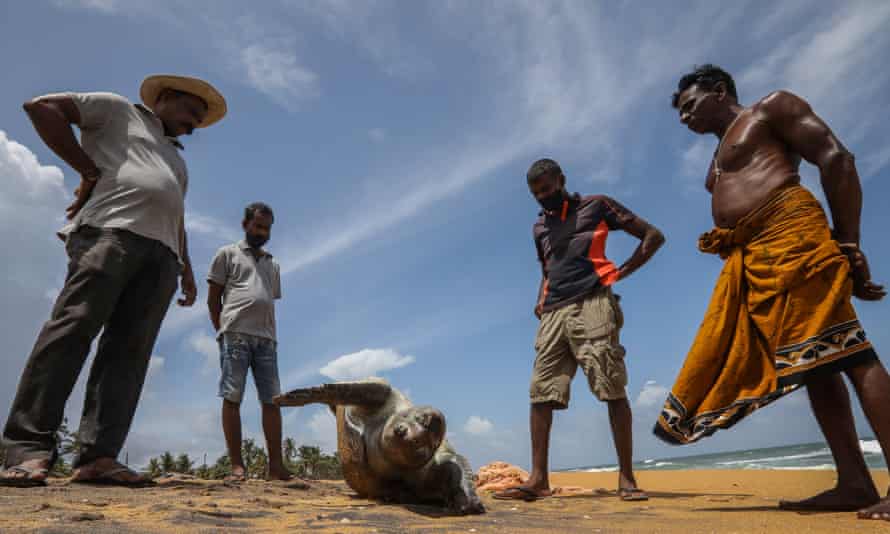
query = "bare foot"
(779, 486, 879, 512)
(266, 468, 300, 482)
(0, 459, 50, 487)
(858, 496, 890, 520)
(224, 465, 247, 483)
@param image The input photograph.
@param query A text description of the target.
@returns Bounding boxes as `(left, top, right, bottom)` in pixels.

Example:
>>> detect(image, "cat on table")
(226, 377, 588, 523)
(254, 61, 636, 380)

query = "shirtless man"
(661, 64, 889, 521)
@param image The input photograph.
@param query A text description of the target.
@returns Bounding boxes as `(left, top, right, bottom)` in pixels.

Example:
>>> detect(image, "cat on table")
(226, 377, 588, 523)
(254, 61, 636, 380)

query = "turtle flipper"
(274, 380, 392, 408)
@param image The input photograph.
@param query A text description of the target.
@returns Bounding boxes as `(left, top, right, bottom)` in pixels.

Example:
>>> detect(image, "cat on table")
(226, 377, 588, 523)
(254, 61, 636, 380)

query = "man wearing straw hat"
(0, 75, 226, 487)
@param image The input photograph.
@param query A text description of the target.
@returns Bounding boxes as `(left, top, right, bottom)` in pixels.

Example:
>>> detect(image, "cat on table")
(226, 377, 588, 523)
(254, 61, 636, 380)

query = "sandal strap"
(5, 465, 48, 475)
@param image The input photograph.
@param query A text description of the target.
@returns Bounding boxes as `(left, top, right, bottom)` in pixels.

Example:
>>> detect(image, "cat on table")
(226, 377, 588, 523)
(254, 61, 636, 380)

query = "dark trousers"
(2, 226, 178, 468)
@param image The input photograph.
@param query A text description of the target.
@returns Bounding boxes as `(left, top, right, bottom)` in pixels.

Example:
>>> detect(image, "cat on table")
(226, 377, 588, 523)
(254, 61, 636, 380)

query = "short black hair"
(526, 158, 563, 182)
(157, 88, 209, 112)
(244, 202, 274, 223)
(672, 64, 738, 108)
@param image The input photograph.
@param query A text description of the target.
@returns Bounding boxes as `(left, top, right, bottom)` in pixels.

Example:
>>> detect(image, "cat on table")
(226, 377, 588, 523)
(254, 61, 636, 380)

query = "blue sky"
(1, 0, 888, 471)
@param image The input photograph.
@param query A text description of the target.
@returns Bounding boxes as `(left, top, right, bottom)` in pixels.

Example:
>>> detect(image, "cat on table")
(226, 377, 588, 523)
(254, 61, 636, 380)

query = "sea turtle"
(274, 378, 485, 515)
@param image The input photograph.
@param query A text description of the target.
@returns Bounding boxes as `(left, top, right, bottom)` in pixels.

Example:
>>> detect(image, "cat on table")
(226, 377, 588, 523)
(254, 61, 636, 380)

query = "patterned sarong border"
(655, 319, 876, 445)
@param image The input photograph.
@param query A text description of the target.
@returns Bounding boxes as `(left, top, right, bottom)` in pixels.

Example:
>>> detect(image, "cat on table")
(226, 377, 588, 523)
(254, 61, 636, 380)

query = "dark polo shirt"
(533, 193, 638, 312)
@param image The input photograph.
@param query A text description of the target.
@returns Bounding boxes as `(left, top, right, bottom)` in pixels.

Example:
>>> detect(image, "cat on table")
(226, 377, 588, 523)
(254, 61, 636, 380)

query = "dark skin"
(515, 172, 664, 499)
(675, 82, 890, 520)
(0, 90, 208, 485)
(208, 212, 292, 481)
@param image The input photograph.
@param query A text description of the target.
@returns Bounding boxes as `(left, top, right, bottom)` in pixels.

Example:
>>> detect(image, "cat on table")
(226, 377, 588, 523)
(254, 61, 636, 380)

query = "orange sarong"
(654, 185, 877, 445)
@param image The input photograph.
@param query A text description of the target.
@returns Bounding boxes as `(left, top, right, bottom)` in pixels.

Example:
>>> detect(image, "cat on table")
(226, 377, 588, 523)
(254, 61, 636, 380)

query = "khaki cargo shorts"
(530, 287, 626, 408)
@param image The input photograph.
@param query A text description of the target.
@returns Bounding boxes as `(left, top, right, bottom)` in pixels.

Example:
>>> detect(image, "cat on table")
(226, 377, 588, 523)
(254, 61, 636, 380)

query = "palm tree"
(146, 458, 162, 479)
(283, 438, 298, 470)
(210, 454, 232, 479)
(241, 439, 268, 479)
(160, 451, 176, 475)
(300, 445, 323, 477)
(175, 453, 194, 474)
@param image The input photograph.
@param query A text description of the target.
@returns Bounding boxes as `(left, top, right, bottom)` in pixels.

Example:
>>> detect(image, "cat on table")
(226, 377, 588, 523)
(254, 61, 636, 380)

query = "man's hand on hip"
(844, 248, 886, 301)
(65, 175, 98, 220)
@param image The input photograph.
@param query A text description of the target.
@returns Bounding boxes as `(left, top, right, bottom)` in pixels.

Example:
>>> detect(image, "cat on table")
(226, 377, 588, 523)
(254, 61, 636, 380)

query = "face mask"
(538, 189, 565, 212)
(245, 233, 268, 249)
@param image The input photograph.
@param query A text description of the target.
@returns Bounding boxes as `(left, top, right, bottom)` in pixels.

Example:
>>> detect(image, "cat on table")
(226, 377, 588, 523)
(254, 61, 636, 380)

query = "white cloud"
(0, 131, 70, 419)
(739, 3, 890, 144)
(54, 0, 119, 13)
(273, 2, 737, 275)
(185, 212, 241, 244)
(463, 415, 494, 436)
(289, 0, 434, 80)
(307, 408, 338, 453)
(188, 330, 218, 376)
(635, 380, 669, 408)
(147, 355, 165, 380)
(0, 131, 66, 204)
(319, 348, 415, 381)
(239, 43, 320, 110)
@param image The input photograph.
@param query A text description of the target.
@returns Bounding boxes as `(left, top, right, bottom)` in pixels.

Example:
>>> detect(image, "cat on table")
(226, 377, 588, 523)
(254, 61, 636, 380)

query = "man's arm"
(761, 90, 885, 300)
(602, 197, 665, 281)
(533, 234, 548, 319)
(616, 217, 665, 281)
(23, 95, 102, 219)
(207, 281, 223, 332)
(534, 273, 548, 319)
(177, 221, 196, 306)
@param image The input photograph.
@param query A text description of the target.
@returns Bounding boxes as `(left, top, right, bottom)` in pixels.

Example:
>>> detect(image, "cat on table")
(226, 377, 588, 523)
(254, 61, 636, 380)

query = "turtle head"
(381, 406, 446, 469)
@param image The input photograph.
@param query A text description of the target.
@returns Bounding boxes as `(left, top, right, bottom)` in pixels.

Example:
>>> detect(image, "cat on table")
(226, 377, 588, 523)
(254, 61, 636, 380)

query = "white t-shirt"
(54, 92, 189, 261)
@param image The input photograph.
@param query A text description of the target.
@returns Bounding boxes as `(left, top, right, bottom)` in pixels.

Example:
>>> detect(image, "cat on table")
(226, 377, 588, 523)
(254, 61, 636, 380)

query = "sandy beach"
(1, 470, 887, 533)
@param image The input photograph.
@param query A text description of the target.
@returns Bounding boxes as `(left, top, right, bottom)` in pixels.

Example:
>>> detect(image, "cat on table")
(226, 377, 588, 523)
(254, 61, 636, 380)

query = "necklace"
(713, 111, 744, 184)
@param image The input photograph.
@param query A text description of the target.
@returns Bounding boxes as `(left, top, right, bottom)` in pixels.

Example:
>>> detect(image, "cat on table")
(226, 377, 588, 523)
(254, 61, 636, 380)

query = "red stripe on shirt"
(589, 220, 619, 286)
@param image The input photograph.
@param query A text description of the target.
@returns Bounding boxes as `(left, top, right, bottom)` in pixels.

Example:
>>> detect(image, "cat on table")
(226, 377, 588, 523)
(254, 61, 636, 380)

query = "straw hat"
(140, 74, 227, 127)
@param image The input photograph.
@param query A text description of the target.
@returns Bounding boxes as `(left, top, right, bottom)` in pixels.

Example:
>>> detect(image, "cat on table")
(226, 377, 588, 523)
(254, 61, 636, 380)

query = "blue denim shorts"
(218, 332, 280, 404)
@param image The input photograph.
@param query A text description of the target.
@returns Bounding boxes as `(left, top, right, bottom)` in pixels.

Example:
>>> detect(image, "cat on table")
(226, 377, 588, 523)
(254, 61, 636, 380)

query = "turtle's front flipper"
(274, 381, 392, 408)
(417, 442, 485, 515)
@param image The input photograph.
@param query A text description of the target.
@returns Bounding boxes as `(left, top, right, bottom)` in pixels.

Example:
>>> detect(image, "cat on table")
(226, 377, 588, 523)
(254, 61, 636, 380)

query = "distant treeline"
(0, 418, 342, 481)
(144, 438, 342, 480)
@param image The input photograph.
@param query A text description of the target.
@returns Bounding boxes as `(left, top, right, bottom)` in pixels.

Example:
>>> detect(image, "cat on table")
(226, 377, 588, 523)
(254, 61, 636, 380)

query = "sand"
(0, 470, 888, 533)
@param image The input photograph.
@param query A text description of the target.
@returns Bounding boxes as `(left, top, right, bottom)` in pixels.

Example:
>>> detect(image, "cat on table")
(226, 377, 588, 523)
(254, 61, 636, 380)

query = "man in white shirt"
(207, 203, 295, 482)
(1, 75, 226, 487)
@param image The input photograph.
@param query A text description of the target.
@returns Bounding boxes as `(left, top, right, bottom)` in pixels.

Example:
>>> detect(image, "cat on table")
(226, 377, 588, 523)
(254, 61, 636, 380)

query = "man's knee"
(844, 357, 884, 383)
(531, 401, 562, 411)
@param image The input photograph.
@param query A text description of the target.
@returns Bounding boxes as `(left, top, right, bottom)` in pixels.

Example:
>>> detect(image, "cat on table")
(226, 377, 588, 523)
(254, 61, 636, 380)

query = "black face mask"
(538, 189, 566, 212)
(245, 233, 268, 249)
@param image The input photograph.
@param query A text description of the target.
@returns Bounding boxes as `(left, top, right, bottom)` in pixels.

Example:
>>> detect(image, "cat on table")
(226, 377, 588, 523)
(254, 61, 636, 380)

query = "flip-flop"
(492, 486, 551, 501)
(224, 473, 247, 483)
(72, 466, 155, 488)
(619, 488, 649, 502)
(0, 465, 49, 487)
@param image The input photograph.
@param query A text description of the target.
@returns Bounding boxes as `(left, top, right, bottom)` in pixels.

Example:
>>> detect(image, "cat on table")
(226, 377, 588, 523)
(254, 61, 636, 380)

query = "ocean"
(563, 439, 885, 472)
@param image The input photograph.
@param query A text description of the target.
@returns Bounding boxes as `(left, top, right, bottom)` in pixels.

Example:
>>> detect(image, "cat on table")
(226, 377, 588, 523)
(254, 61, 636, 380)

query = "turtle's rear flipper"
(274, 381, 392, 408)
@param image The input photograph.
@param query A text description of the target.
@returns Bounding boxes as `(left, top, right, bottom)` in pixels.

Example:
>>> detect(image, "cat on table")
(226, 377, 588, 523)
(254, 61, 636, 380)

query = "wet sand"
(0, 470, 887, 532)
